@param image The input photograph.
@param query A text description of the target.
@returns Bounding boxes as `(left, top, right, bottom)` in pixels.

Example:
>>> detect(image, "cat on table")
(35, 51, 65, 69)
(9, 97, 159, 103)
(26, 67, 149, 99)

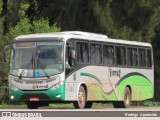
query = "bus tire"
(73, 86, 86, 109)
(113, 87, 131, 108)
(123, 87, 131, 107)
(84, 101, 93, 108)
(112, 101, 123, 108)
(26, 101, 39, 109)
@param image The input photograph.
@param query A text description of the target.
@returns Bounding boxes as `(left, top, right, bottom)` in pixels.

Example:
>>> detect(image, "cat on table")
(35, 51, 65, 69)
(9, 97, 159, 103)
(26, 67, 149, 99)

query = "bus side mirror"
(4, 45, 11, 62)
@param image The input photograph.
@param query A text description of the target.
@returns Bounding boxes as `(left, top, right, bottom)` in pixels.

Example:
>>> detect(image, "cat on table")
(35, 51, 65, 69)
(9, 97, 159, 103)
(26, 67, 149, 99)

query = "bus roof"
(14, 31, 151, 47)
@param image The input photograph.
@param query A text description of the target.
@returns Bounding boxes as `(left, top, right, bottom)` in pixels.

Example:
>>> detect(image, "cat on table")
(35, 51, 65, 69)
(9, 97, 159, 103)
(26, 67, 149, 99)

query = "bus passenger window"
(77, 42, 89, 63)
(90, 43, 102, 64)
(147, 49, 152, 68)
(127, 48, 138, 67)
(116, 46, 126, 66)
(103, 45, 114, 65)
(138, 49, 146, 67)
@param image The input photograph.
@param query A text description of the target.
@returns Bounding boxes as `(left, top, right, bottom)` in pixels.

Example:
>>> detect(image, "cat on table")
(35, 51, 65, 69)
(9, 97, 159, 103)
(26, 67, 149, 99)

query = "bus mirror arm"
(66, 67, 75, 76)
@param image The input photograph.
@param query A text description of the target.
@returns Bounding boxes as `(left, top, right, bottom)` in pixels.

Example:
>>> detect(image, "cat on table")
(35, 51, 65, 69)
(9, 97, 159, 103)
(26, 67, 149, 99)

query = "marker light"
(56, 95, 61, 98)
(10, 96, 14, 100)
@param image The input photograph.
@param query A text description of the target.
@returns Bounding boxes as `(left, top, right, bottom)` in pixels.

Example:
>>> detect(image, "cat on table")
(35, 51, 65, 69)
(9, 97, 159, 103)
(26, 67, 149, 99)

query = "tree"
(151, 23, 160, 100)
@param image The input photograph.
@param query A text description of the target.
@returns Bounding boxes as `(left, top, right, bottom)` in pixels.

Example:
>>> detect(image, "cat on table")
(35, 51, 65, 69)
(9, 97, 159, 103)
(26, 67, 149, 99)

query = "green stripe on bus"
(80, 72, 153, 101)
(116, 75, 153, 100)
(80, 72, 102, 85)
(81, 72, 117, 100)
(116, 72, 152, 86)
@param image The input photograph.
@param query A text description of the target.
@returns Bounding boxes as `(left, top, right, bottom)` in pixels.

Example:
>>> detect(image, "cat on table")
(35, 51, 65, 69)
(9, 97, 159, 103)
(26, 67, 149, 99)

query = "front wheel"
(26, 101, 39, 109)
(73, 86, 86, 109)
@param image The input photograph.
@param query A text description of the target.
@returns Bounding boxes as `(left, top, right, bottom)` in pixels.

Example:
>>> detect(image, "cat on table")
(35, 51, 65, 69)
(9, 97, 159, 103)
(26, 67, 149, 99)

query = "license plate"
(29, 97, 39, 101)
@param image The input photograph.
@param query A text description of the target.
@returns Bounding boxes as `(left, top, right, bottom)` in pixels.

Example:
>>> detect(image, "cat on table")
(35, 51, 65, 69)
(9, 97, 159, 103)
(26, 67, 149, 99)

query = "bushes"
(3, 18, 61, 45)
(0, 79, 9, 104)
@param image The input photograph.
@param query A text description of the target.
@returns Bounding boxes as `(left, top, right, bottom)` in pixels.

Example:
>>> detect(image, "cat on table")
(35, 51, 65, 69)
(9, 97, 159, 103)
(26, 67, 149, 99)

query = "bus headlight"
(10, 84, 19, 91)
(10, 77, 19, 83)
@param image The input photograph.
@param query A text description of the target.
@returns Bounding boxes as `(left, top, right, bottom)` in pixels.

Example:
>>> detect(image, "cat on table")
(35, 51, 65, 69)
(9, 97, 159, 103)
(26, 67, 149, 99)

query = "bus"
(7, 31, 154, 109)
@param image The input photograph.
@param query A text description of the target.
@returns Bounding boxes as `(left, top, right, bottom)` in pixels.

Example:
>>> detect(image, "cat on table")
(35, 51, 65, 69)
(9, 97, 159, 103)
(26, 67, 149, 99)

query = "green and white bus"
(7, 31, 154, 109)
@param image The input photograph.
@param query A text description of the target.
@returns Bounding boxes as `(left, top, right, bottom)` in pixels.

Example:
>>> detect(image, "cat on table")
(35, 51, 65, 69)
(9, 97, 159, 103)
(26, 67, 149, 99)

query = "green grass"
(49, 103, 73, 108)
(0, 104, 26, 108)
(142, 100, 160, 107)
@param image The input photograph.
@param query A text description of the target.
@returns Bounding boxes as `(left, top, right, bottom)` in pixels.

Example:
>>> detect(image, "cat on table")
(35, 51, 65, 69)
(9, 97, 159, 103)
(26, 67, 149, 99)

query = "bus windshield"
(10, 41, 64, 77)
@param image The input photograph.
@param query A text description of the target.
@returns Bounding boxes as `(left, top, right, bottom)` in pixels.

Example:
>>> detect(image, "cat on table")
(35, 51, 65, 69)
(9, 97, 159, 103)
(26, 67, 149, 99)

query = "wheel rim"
(124, 90, 130, 105)
(78, 90, 85, 106)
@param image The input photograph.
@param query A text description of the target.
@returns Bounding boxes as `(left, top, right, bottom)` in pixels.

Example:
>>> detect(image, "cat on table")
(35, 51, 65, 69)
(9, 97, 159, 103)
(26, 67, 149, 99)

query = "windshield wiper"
(37, 58, 50, 79)
(19, 52, 34, 79)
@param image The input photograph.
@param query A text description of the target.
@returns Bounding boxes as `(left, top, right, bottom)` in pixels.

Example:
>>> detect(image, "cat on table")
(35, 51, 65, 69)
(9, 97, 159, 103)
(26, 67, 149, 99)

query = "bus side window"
(77, 43, 82, 62)
(132, 49, 138, 66)
(147, 49, 152, 68)
(77, 42, 89, 63)
(82, 43, 89, 63)
(127, 48, 138, 67)
(103, 45, 114, 65)
(138, 49, 146, 67)
(116, 46, 126, 66)
(90, 43, 102, 64)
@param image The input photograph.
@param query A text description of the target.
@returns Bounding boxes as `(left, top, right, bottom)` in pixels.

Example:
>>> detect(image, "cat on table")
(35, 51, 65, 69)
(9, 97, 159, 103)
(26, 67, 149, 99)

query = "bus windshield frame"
(10, 40, 64, 78)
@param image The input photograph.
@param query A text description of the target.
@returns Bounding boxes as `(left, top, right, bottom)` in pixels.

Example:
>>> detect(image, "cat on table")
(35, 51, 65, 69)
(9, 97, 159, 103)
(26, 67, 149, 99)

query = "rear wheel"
(73, 86, 86, 109)
(124, 87, 131, 107)
(113, 87, 131, 108)
(85, 101, 93, 108)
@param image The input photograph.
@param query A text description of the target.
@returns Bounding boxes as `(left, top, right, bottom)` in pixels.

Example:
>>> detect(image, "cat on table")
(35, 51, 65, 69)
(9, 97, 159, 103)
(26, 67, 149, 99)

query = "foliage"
(32, 18, 61, 33)
(3, 18, 61, 45)
(0, 79, 8, 104)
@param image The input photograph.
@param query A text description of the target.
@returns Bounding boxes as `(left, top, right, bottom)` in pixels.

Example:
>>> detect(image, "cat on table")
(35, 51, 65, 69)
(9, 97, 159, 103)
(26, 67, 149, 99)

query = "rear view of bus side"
(8, 31, 154, 109)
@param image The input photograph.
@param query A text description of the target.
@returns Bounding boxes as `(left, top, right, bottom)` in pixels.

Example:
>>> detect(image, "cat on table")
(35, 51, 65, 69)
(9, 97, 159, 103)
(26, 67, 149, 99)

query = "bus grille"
(26, 81, 43, 84)
(20, 93, 50, 100)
